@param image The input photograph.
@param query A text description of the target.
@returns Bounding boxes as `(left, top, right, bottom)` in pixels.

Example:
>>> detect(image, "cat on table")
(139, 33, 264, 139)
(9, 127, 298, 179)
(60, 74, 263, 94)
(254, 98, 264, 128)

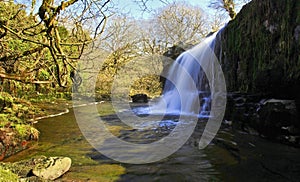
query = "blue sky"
(114, 0, 248, 21)
(115, 0, 214, 19)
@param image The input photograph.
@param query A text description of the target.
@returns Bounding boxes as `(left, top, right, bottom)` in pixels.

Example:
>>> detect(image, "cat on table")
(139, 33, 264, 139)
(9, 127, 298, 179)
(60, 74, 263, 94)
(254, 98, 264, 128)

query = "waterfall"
(75, 27, 226, 164)
(148, 30, 222, 117)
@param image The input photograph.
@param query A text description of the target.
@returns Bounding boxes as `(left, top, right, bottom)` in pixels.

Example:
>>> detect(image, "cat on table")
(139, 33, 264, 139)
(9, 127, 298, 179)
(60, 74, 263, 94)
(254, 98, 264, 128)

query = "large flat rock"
(32, 157, 72, 180)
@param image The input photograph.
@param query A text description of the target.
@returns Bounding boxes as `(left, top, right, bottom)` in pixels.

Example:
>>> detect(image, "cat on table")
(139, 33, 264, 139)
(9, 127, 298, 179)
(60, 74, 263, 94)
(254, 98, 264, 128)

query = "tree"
(209, 12, 226, 32)
(209, 0, 237, 19)
(94, 15, 143, 98)
(133, 0, 170, 12)
(101, 15, 141, 71)
(209, 0, 252, 19)
(153, 2, 208, 49)
(0, 0, 112, 90)
(158, 2, 208, 46)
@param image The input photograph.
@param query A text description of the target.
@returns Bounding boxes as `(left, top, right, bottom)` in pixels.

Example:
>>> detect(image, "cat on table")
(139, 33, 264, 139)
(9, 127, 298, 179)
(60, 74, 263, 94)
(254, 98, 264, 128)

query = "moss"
(97, 102, 116, 116)
(0, 114, 10, 125)
(62, 164, 126, 182)
(221, 0, 300, 98)
(0, 92, 14, 103)
(0, 165, 19, 182)
(14, 124, 39, 139)
(0, 92, 14, 111)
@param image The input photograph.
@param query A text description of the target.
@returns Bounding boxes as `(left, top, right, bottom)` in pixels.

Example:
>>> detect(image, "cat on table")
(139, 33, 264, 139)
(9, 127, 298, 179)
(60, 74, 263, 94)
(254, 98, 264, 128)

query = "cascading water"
(74, 25, 226, 164)
(148, 30, 221, 117)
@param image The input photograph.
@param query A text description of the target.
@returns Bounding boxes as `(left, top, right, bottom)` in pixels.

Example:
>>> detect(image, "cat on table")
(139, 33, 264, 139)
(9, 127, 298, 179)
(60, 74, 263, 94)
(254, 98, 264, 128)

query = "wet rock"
(224, 93, 261, 131)
(33, 156, 72, 180)
(224, 93, 300, 147)
(257, 99, 298, 138)
(246, 98, 299, 146)
(131, 94, 148, 103)
(163, 44, 187, 60)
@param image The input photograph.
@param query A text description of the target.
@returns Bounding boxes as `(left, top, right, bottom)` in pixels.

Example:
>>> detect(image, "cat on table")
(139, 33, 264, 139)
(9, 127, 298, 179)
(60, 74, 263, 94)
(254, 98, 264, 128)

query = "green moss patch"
(0, 166, 19, 182)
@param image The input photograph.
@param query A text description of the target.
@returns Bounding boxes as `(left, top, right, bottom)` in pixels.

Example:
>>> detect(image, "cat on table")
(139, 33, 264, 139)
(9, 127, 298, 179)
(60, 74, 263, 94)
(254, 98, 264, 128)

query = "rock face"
(220, 0, 300, 101)
(218, 0, 300, 145)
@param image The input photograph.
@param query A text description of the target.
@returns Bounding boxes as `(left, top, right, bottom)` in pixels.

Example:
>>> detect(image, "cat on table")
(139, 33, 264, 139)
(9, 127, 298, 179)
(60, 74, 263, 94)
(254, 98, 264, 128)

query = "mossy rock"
(220, 0, 300, 99)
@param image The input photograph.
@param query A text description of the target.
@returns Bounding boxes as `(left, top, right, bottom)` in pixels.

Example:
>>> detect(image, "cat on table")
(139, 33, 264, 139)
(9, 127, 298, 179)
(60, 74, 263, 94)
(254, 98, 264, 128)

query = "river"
(4, 102, 300, 181)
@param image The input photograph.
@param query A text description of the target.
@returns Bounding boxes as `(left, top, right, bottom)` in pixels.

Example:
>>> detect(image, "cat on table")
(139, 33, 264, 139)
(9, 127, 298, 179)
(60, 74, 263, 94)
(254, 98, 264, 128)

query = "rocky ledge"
(224, 93, 299, 147)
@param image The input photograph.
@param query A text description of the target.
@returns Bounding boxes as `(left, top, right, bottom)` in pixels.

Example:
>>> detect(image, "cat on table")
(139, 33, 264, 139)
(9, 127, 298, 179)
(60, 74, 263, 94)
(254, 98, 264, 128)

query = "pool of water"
(5, 102, 300, 181)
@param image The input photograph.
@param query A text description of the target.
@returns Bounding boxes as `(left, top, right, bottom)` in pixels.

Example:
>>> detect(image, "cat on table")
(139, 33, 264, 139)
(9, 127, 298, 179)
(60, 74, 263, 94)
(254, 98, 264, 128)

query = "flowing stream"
(4, 102, 300, 181)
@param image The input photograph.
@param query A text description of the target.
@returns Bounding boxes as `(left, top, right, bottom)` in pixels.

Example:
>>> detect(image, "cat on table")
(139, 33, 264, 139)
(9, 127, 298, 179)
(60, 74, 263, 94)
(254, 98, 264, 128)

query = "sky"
(115, 0, 215, 19)
(114, 0, 248, 22)
(15, 0, 246, 22)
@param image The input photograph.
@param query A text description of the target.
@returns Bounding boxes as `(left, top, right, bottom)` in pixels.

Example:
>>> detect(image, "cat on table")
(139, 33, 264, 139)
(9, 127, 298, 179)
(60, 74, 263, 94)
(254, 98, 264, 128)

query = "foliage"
(0, 91, 41, 161)
(0, 0, 112, 95)
(0, 0, 222, 101)
(130, 75, 162, 98)
(209, 0, 252, 19)
(93, 2, 210, 99)
(0, 92, 14, 111)
(155, 2, 208, 46)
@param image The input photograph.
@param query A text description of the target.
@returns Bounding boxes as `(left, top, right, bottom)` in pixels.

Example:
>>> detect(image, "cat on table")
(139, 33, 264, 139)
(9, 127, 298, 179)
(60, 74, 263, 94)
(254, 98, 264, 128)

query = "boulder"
(1, 156, 72, 181)
(131, 94, 148, 103)
(257, 99, 298, 138)
(32, 156, 72, 180)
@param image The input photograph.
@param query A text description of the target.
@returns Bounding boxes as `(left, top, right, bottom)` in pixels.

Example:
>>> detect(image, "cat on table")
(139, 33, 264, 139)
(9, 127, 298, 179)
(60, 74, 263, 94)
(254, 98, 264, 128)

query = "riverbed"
(4, 102, 300, 181)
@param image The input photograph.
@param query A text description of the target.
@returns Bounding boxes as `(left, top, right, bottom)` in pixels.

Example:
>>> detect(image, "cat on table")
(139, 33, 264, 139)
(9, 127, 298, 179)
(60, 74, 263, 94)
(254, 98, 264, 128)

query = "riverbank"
(30, 98, 72, 121)
(0, 94, 77, 181)
(3, 102, 127, 181)
(0, 91, 72, 161)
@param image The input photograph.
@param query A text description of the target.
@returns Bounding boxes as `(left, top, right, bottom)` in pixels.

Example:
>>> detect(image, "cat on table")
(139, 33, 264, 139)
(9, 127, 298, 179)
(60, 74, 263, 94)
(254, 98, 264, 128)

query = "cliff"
(218, 0, 300, 144)
(220, 0, 300, 100)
